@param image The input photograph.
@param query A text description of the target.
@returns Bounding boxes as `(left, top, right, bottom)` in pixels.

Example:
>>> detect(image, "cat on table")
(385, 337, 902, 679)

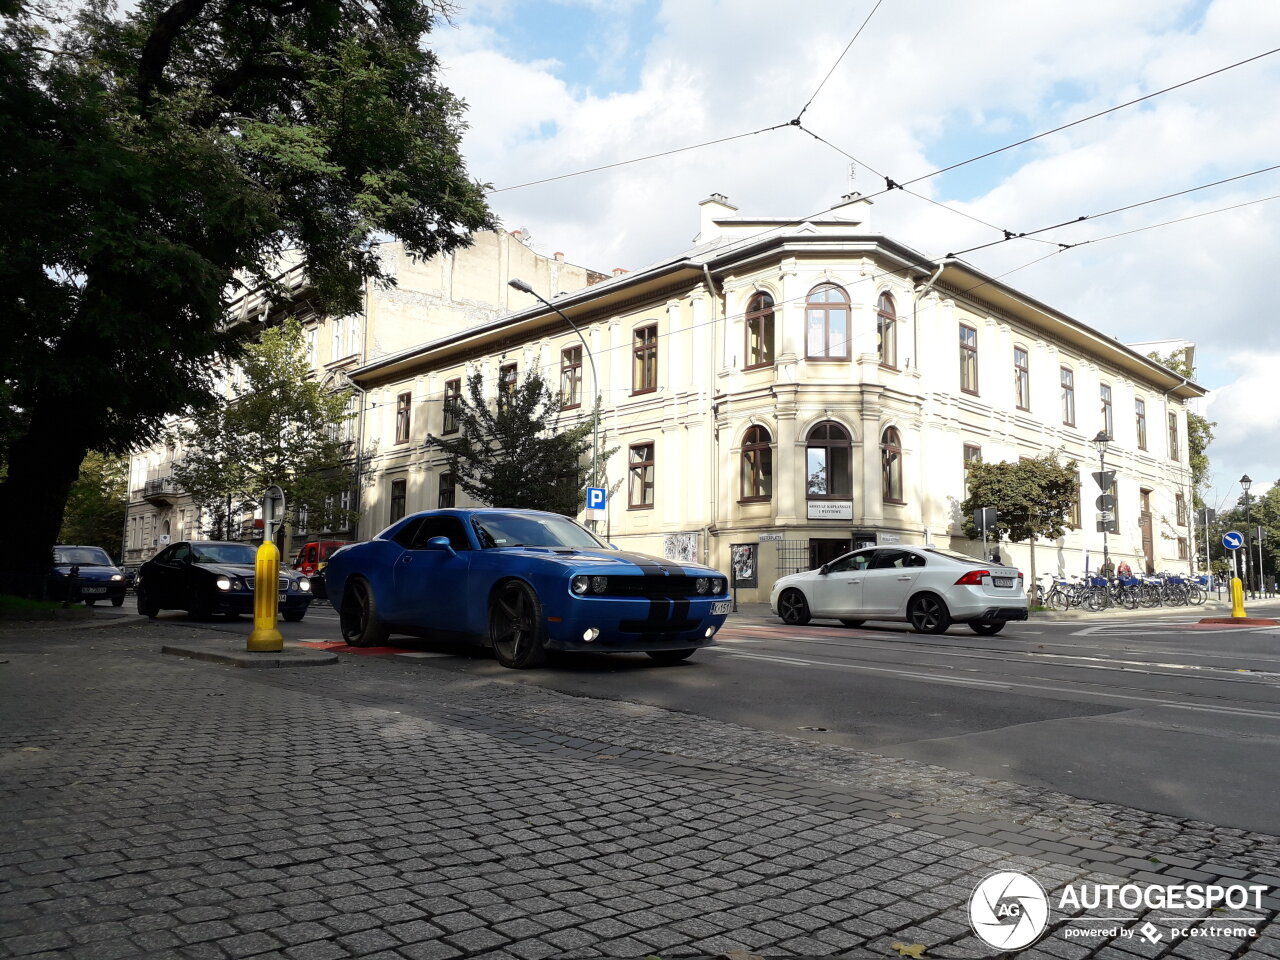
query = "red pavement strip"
(1197, 617, 1280, 626)
(298, 640, 414, 656)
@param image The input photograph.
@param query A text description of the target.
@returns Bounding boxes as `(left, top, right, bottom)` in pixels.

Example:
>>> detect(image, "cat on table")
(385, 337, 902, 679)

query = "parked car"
(770, 544, 1028, 635)
(291, 539, 351, 578)
(135, 541, 313, 621)
(323, 508, 732, 668)
(49, 545, 127, 606)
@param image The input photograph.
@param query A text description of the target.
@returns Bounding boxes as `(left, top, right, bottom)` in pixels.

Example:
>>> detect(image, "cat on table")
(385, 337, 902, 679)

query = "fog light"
(583, 627, 600, 642)
(571, 575, 590, 595)
(705, 626, 716, 638)
(590, 576, 608, 594)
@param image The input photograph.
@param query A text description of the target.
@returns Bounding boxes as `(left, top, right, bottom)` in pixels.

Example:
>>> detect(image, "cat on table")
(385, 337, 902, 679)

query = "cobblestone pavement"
(1, 618, 1277, 960)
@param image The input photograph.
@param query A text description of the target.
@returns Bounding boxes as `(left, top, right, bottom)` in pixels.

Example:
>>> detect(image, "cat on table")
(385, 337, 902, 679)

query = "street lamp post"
(1092, 431, 1112, 573)
(507, 279, 601, 520)
(1240, 474, 1253, 598)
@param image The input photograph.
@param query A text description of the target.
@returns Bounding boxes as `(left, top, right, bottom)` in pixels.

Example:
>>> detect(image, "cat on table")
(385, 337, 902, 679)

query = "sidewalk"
(0, 617, 1276, 960)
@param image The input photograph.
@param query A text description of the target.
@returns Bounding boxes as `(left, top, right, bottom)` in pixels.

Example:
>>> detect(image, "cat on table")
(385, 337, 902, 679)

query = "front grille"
(245, 576, 292, 591)
(601, 576, 720, 598)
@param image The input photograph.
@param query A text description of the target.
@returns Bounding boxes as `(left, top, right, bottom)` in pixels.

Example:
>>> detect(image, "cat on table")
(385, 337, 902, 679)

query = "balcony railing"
(142, 476, 182, 505)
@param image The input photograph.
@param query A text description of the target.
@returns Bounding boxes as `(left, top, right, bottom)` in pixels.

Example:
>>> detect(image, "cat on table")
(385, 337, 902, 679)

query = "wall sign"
(807, 500, 853, 520)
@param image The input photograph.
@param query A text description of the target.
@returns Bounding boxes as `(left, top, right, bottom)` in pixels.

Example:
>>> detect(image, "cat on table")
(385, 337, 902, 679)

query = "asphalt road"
(144, 599, 1280, 837)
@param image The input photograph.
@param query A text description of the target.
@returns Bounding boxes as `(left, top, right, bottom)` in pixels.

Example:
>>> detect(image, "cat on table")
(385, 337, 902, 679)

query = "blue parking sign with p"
(586, 487, 607, 511)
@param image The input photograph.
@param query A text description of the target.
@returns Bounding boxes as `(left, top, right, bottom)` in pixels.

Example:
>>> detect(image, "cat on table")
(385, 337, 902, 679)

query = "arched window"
(740, 426, 773, 501)
(805, 284, 850, 360)
(744, 292, 775, 369)
(806, 422, 852, 498)
(877, 292, 897, 368)
(881, 427, 904, 503)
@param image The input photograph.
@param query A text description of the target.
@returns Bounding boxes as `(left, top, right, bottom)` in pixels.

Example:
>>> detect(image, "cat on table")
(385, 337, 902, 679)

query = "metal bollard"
(246, 541, 284, 651)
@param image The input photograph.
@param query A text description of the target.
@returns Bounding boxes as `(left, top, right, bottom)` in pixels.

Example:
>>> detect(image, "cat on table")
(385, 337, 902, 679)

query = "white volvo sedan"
(769, 545, 1028, 635)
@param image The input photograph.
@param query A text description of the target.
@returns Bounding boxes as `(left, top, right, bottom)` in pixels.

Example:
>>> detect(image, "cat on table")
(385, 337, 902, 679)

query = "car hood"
(187, 563, 302, 581)
(50, 564, 122, 581)
(498, 547, 718, 574)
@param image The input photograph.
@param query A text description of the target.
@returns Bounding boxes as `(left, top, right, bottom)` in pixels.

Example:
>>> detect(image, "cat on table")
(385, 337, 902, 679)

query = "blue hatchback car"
(324, 508, 732, 668)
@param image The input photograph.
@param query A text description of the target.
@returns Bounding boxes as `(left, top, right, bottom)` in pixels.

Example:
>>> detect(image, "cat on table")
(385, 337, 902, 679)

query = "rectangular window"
(632, 325, 658, 394)
(560, 346, 582, 409)
(1176, 492, 1187, 526)
(1014, 347, 1030, 410)
(1070, 474, 1082, 529)
(389, 479, 406, 523)
(1100, 383, 1113, 439)
(395, 391, 411, 444)
(1136, 398, 1147, 450)
(628, 443, 655, 509)
(348, 316, 361, 357)
(331, 318, 343, 361)
(305, 327, 318, 367)
(959, 325, 978, 394)
(963, 443, 981, 497)
(498, 363, 517, 409)
(1061, 367, 1075, 426)
(745, 296, 775, 369)
(443, 378, 460, 435)
(438, 472, 455, 509)
(1168, 411, 1180, 461)
(1178, 537, 1189, 561)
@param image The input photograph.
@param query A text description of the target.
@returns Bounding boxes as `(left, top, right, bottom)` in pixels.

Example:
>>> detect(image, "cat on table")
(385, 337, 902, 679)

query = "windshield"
(471, 513, 608, 550)
(53, 547, 113, 566)
(924, 547, 989, 565)
(191, 544, 259, 565)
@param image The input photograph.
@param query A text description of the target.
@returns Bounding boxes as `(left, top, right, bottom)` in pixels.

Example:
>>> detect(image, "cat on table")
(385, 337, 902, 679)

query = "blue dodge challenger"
(323, 508, 732, 668)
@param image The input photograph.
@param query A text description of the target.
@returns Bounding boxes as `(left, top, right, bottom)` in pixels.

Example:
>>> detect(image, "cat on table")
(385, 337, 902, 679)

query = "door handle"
(399, 556, 411, 564)
(846, 579, 861, 584)
(896, 576, 913, 581)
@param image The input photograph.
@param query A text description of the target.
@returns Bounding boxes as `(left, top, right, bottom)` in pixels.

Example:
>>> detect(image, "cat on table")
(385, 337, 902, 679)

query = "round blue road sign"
(1222, 530, 1244, 550)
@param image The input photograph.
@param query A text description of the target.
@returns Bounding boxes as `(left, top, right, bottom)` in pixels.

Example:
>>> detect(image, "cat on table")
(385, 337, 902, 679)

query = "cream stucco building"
(349, 195, 1205, 602)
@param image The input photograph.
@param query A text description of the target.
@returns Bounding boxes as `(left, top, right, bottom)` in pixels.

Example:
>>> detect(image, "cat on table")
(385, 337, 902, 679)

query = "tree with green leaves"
(430, 370, 611, 517)
(959, 453, 1080, 595)
(1148, 350, 1215, 509)
(0, 0, 493, 595)
(57, 452, 129, 559)
(170, 319, 363, 542)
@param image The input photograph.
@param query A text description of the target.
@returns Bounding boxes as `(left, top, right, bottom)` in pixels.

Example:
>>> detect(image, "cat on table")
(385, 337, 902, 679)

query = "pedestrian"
(1117, 560, 1132, 578)
(990, 549, 1002, 564)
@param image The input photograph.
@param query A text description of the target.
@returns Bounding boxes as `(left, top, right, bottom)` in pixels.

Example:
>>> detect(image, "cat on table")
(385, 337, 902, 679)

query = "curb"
(161, 639, 339, 668)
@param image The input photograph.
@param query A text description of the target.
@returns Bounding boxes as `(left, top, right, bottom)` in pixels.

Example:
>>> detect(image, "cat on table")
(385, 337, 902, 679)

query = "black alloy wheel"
(646, 648, 696, 664)
(908, 594, 951, 634)
(489, 580, 547, 669)
(777, 589, 811, 626)
(969, 621, 1005, 636)
(341, 579, 389, 647)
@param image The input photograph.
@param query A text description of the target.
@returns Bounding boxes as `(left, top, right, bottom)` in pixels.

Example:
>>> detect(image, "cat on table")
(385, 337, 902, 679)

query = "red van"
(292, 540, 350, 577)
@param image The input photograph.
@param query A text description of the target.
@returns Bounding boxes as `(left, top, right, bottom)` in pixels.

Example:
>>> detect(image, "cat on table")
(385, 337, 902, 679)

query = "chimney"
(612, 267, 629, 277)
(828, 192, 872, 227)
(696, 193, 738, 242)
(554, 252, 564, 262)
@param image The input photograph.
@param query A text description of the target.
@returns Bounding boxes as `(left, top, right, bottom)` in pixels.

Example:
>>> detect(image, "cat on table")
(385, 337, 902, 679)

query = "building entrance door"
(809, 538, 851, 571)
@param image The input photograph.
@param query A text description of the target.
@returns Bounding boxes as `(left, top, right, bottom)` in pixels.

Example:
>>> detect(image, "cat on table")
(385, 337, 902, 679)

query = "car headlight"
(299, 579, 311, 593)
(590, 576, 608, 594)
(216, 577, 232, 591)
(571, 575, 590, 595)
(695, 577, 711, 594)
(714, 578, 727, 594)
(111, 574, 123, 581)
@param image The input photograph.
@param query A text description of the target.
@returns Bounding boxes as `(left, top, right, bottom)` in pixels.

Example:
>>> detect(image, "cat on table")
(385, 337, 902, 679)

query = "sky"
(426, 0, 1280, 515)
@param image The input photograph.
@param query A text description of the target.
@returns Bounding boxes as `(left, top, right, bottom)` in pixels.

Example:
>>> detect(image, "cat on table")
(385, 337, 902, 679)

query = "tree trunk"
(0, 397, 93, 598)
(1028, 537, 1038, 607)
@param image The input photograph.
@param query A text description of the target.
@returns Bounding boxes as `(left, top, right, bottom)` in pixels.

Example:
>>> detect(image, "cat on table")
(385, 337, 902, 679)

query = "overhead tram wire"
(793, 0, 888, 123)
(866, 45, 1280, 201)
(945, 161, 1280, 257)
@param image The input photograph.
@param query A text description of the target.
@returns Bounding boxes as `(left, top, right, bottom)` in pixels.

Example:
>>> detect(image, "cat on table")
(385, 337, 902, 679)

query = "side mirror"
(818, 563, 830, 575)
(424, 536, 457, 557)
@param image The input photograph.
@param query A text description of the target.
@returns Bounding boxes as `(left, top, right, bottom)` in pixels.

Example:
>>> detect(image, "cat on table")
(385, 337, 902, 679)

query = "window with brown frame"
(744, 293, 775, 369)
(1135, 398, 1147, 450)
(498, 363, 517, 409)
(804, 284, 850, 360)
(1178, 537, 1189, 560)
(389, 478, 406, 523)
(1070, 473, 1082, 529)
(740, 426, 773, 501)
(805, 422, 852, 499)
(632, 325, 658, 394)
(628, 443, 655, 508)
(963, 443, 982, 496)
(1061, 367, 1075, 426)
(1014, 346, 1030, 410)
(959, 325, 978, 394)
(877, 293, 897, 369)
(1168, 411, 1180, 461)
(395, 392, 411, 444)
(442, 378, 460, 435)
(560, 346, 582, 409)
(1176, 491, 1187, 526)
(881, 427, 904, 504)
(438, 472, 455, 509)
(1100, 383, 1113, 439)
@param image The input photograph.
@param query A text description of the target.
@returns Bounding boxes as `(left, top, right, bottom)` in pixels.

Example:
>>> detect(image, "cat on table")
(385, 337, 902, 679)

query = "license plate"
(278, 593, 288, 603)
(80, 587, 106, 594)
(710, 601, 731, 615)
(992, 577, 1014, 588)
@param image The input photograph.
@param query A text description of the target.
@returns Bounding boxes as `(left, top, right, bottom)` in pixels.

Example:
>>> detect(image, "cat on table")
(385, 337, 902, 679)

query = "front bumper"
(211, 592, 313, 616)
(50, 579, 127, 602)
(543, 595, 731, 653)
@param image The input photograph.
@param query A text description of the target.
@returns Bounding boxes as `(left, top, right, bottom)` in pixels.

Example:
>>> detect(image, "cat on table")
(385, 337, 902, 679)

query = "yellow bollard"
(247, 540, 284, 651)
(1230, 577, 1247, 619)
